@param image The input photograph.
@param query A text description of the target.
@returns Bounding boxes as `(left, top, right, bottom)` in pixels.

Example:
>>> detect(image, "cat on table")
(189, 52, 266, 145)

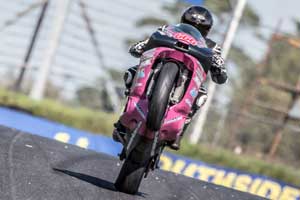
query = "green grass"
(0, 88, 300, 186)
(0, 89, 117, 134)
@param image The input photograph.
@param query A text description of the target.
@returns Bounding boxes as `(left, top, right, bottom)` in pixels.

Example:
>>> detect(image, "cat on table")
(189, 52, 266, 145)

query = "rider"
(113, 6, 228, 148)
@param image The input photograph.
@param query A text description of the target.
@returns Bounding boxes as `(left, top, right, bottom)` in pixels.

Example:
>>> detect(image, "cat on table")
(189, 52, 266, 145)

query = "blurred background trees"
(223, 20, 300, 164)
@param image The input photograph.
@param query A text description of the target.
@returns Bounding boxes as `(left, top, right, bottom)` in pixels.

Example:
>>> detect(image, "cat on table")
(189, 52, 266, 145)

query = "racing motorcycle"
(113, 23, 213, 194)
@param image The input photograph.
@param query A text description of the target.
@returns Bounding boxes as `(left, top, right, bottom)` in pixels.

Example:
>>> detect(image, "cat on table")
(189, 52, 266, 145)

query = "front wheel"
(146, 62, 179, 131)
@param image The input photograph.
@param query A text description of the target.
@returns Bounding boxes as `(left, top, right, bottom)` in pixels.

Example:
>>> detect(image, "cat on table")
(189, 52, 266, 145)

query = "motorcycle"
(113, 23, 213, 194)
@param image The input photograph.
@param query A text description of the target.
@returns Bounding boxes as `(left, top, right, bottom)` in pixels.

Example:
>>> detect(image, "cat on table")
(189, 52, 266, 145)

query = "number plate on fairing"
(174, 32, 198, 46)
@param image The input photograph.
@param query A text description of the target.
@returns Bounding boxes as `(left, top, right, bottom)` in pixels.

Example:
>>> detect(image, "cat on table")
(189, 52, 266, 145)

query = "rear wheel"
(147, 62, 179, 131)
(114, 141, 152, 194)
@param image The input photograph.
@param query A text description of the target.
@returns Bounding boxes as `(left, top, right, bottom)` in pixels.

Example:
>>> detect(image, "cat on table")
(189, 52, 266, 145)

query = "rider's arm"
(210, 54, 228, 84)
(129, 39, 149, 58)
(129, 25, 168, 58)
(205, 38, 228, 84)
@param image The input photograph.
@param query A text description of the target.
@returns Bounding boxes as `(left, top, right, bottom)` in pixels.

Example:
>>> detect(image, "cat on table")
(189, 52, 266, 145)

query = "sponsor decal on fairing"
(137, 69, 145, 78)
(190, 87, 198, 98)
(140, 58, 152, 67)
(164, 116, 183, 125)
(140, 49, 155, 67)
(133, 82, 143, 88)
(195, 67, 204, 83)
(193, 76, 201, 88)
(133, 102, 146, 120)
(185, 99, 192, 108)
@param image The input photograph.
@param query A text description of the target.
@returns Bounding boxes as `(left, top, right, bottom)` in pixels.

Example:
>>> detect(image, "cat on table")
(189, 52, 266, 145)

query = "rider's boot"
(124, 66, 138, 95)
(113, 66, 138, 143)
(170, 134, 183, 150)
(112, 121, 127, 143)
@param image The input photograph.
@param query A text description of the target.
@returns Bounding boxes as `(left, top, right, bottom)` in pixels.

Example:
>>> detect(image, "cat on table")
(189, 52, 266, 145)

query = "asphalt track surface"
(0, 126, 267, 200)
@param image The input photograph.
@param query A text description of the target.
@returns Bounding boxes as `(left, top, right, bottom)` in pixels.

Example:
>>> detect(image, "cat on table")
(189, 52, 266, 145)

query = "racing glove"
(129, 39, 149, 58)
(210, 53, 228, 84)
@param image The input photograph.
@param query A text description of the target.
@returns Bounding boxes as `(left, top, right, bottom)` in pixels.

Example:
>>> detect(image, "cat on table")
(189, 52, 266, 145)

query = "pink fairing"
(119, 47, 207, 142)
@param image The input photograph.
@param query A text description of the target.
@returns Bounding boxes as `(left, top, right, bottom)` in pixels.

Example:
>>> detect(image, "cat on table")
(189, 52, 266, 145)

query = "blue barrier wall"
(0, 107, 122, 156)
(0, 107, 299, 200)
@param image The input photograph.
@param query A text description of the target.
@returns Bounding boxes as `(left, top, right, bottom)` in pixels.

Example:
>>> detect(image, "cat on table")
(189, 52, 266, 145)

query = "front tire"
(146, 62, 179, 131)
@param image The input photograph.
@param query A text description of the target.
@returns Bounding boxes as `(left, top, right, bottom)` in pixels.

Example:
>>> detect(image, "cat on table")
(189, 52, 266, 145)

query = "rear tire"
(146, 62, 179, 131)
(115, 141, 151, 194)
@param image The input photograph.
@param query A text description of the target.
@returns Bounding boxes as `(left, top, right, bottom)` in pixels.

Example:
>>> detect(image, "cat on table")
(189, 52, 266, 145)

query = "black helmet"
(181, 6, 213, 38)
